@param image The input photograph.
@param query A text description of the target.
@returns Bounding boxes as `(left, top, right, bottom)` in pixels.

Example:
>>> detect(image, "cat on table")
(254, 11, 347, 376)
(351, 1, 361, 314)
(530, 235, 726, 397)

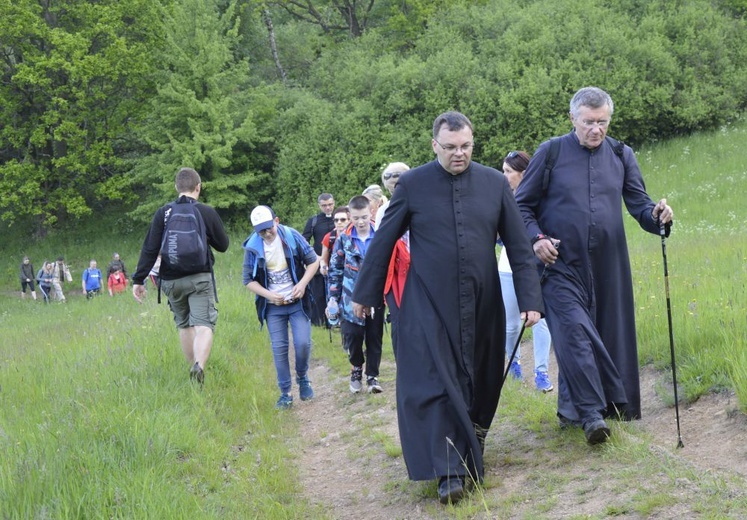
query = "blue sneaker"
(508, 360, 523, 380)
(275, 393, 293, 410)
(534, 370, 554, 393)
(298, 376, 314, 401)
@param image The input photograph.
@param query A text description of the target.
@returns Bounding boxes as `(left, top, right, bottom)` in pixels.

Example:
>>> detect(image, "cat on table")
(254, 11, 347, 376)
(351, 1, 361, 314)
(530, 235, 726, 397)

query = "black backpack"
(160, 200, 210, 276)
(542, 136, 625, 194)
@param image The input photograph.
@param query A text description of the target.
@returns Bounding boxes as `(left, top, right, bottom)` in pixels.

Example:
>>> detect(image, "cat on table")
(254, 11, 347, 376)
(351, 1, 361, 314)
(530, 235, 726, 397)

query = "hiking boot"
(298, 376, 314, 401)
(437, 475, 465, 505)
(275, 393, 293, 410)
(558, 412, 581, 430)
(366, 377, 383, 394)
(508, 360, 522, 380)
(583, 419, 611, 445)
(350, 366, 363, 393)
(189, 362, 204, 385)
(534, 370, 554, 393)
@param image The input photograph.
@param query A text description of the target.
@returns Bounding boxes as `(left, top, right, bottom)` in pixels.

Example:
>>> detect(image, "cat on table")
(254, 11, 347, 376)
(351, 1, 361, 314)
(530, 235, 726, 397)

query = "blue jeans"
(500, 271, 552, 372)
(265, 301, 312, 394)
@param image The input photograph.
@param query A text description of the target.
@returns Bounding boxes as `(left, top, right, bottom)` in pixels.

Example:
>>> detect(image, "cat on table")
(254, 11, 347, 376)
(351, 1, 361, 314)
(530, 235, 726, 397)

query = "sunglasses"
(506, 151, 520, 159)
(334, 217, 348, 222)
(383, 172, 402, 180)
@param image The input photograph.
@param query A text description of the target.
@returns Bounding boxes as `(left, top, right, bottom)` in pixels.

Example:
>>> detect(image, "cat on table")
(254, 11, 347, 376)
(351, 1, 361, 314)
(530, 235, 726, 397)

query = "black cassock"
(353, 160, 543, 481)
(515, 132, 663, 424)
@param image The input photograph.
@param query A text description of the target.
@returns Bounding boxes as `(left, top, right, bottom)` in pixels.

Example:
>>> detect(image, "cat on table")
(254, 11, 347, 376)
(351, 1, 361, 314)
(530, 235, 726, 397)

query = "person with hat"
(242, 205, 320, 410)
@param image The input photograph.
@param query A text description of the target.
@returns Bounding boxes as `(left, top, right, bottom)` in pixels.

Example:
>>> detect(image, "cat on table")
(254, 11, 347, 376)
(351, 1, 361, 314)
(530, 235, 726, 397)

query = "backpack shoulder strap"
(542, 137, 562, 194)
(605, 136, 625, 159)
(282, 225, 300, 255)
(542, 136, 625, 195)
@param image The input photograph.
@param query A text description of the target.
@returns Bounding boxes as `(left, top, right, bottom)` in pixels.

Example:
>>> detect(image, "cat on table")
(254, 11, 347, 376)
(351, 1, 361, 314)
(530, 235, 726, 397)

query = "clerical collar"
(436, 159, 472, 176)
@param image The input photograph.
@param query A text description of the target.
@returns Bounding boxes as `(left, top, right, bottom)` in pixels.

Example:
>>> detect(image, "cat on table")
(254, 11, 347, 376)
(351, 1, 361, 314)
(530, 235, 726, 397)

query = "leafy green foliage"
(268, 0, 746, 222)
(127, 0, 275, 223)
(1, 0, 745, 231)
(0, 0, 160, 230)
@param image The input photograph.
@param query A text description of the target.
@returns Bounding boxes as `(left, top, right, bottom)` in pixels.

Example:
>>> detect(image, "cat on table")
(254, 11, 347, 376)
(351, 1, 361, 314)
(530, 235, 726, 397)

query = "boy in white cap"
(242, 206, 320, 409)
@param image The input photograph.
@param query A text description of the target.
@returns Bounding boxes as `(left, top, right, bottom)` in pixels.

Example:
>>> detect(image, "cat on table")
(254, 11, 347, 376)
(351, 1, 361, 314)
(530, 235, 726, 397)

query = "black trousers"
(308, 273, 328, 326)
(342, 305, 384, 378)
(385, 292, 400, 360)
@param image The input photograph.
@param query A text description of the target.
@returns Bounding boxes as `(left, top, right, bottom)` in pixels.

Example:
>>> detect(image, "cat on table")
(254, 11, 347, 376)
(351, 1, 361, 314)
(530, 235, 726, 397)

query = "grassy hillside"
(626, 119, 747, 405)
(0, 120, 745, 517)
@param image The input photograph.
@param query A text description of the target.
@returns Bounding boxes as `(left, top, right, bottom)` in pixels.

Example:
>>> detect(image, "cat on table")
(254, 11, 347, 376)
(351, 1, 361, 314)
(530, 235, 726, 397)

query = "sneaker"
(350, 366, 363, 393)
(189, 362, 204, 385)
(534, 370, 554, 392)
(275, 393, 293, 410)
(298, 376, 314, 401)
(508, 360, 522, 380)
(367, 377, 383, 394)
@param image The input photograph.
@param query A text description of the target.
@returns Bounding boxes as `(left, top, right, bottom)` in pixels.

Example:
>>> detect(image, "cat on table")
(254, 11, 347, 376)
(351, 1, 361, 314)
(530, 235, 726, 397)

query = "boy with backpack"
(131, 167, 230, 385)
(243, 205, 319, 410)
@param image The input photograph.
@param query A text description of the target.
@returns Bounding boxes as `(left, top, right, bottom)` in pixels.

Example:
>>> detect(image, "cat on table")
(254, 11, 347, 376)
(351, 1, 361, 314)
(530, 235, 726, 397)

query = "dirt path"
(296, 347, 747, 519)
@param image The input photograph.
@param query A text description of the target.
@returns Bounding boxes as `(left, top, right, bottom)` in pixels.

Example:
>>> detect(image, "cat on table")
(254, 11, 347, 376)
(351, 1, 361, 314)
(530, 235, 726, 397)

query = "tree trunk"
(263, 9, 287, 84)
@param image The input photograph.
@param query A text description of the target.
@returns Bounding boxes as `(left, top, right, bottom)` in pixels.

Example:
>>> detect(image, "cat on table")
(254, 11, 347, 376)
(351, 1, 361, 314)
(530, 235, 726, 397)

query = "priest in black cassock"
(515, 87, 673, 445)
(352, 111, 544, 504)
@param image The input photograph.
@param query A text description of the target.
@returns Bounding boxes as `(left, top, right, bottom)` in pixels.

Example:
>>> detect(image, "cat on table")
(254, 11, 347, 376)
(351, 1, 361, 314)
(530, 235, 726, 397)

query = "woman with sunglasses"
(499, 151, 554, 392)
(319, 206, 351, 278)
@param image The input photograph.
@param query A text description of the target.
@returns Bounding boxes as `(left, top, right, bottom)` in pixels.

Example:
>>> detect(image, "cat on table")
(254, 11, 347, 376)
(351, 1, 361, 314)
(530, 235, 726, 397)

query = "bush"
(270, 0, 747, 221)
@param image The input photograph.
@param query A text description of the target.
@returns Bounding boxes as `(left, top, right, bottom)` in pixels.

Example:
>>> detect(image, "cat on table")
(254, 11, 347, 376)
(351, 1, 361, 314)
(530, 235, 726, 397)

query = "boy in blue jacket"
(243, 206, 319, 409)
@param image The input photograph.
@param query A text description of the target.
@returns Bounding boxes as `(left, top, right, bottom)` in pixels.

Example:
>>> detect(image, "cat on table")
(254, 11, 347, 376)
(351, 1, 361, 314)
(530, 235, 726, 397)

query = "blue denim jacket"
(242, 225, 317, 327)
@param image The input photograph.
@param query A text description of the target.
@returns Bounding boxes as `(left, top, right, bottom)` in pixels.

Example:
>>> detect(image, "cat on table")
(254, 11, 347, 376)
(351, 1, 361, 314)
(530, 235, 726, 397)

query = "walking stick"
(502, 320, 526, 386)
(660, 223, 684, 448)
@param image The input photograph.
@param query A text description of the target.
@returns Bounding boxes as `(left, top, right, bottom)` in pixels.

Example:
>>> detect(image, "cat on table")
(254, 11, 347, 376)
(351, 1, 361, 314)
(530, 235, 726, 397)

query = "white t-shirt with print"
(264, 235, 294, 300)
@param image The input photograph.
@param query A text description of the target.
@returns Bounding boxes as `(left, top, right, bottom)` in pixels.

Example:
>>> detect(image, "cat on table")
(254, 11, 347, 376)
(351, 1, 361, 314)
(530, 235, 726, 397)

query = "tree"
(0, 0, 160, 231)
(270, 0, 377, 37)
(127, 0, 276, 224)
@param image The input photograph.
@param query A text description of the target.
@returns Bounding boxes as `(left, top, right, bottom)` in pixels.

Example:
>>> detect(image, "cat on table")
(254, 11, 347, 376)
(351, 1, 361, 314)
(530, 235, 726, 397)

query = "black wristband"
(531, 233, 547, 245)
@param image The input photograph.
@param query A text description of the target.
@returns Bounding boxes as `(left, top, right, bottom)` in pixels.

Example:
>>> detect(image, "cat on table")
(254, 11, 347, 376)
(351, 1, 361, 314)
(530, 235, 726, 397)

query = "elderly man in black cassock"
(352, 111, 544, 505)
(515, 87, 673, 445)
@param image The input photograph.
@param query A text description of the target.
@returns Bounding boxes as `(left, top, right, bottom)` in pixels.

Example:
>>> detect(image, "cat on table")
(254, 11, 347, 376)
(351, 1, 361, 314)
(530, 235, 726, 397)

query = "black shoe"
(190, 362, 204, 385)
(558, 412, 582, 430)
(474, 423, 488, 454)
(583, 419, 610, 445)
(437, 476, 465, 505)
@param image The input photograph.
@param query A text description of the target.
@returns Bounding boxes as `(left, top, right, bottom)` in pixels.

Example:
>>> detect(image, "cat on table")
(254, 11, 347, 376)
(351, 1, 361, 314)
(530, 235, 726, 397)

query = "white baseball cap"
(250, 205, 276, 232)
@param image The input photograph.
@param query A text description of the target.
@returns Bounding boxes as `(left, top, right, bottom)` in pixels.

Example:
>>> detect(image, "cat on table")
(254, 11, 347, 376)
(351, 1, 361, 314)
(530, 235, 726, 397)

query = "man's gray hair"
(570, 87, 614, 117)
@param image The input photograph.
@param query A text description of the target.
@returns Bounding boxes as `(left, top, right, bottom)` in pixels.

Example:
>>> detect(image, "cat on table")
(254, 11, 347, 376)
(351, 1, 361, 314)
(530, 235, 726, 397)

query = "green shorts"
(160, 272, 218, 330)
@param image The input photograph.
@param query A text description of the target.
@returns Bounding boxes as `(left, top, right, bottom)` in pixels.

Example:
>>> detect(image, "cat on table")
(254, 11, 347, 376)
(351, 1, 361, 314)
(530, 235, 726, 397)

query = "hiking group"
(19, 255, 129, 303)
(130, 86, 673, 506)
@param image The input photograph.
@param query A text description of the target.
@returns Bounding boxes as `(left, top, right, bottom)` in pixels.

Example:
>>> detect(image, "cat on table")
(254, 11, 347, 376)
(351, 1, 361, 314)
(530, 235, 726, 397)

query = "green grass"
(0, 236, 325, 518)
(628, 118, 747, 406)
(1, 119, 746, 517)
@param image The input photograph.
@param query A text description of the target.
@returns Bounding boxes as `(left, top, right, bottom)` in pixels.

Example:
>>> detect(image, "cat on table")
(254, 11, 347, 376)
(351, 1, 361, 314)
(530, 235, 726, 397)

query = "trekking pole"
(502, 319, 526, 387)
(660, 223, 684, 449)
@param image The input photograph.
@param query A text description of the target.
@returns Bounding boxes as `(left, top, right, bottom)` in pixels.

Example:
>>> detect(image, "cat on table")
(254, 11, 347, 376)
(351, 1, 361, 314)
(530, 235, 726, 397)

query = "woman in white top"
(499, 151, 554, 392)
